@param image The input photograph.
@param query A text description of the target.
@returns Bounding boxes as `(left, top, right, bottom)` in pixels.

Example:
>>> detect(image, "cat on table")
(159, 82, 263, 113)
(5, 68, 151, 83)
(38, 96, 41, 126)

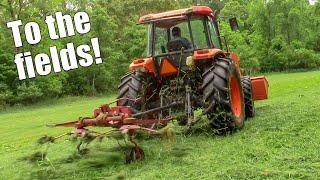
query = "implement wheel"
(125, 146, 145, 164)
(202, 57, 245, 133)
(241, 76, 255, 118)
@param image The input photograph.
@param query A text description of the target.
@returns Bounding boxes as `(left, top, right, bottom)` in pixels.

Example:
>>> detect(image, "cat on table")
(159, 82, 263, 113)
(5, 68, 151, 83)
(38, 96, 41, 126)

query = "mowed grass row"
(0, 71, 319, 179)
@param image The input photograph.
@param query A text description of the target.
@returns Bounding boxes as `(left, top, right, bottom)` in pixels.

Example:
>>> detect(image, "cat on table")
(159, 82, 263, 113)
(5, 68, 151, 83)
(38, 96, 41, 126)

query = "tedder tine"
(46, 120, 79, 127)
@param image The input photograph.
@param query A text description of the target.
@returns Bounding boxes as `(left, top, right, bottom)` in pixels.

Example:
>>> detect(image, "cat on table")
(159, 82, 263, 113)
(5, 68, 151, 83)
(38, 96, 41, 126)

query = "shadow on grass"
(170, 146, 193, 158)
(59, 148, 90, 164)
(255, 105, 272, 112)
(20, 143, 132, 179)
(18, 151, 47, 163)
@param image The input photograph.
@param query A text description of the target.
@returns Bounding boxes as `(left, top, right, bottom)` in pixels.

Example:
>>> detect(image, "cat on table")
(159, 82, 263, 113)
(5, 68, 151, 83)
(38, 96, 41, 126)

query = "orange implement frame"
(250, 76, 269, 100)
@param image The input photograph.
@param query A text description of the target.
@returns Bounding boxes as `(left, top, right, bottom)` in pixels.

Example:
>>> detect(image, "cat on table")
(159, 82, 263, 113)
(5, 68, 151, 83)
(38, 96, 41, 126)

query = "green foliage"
(0, 83, 13, 109)
(0, 0, 187, 105)
(289, 48, 320, 69)
(217, 0, 320, 74)
(0, 0, 319, 105)
(16, 82, 43, 103)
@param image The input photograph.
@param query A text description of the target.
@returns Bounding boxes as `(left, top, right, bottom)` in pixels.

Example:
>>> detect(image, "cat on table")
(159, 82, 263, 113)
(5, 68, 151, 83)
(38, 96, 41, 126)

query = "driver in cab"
(167, 27, 192, 52)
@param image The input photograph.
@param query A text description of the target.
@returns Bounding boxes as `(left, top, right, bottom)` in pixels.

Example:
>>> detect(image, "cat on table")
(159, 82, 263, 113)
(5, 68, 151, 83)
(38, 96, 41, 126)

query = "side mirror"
(229, 17, 239, 31)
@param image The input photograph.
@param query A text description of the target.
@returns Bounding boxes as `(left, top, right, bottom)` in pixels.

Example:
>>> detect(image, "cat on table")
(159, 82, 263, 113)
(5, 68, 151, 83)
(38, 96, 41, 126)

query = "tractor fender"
(193, 48, 226, 61)
(228, 52, 241, 70)
(250, 76, 269, 100)
(193, 49, 241, 68)
(129, 57, 154, 73)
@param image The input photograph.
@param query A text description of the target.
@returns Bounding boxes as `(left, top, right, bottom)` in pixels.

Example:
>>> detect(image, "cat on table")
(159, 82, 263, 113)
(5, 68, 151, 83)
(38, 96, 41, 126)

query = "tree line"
(0, 0, 319, 107)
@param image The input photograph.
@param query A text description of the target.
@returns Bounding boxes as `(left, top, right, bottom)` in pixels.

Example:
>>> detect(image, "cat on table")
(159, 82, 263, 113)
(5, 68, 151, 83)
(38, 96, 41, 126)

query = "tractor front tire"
(202, 57, 245, 133)
(241, 76, 255, 118)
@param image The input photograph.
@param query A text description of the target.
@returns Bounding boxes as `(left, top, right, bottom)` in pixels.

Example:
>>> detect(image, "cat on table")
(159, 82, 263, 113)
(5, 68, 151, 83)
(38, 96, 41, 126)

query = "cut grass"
(0, 71, 320, 179)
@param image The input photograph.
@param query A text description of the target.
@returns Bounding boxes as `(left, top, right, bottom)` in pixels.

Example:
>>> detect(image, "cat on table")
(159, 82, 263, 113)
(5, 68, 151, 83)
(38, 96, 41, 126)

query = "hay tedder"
(46, 6, 268, 162)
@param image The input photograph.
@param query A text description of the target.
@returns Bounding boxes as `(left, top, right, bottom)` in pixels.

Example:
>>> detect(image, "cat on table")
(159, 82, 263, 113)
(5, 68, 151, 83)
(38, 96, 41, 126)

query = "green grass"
(1, 71, 320, 179)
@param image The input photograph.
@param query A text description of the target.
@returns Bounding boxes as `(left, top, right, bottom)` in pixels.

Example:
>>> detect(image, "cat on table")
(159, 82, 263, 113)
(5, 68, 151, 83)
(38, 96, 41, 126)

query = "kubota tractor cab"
(117, 6, 268, 132)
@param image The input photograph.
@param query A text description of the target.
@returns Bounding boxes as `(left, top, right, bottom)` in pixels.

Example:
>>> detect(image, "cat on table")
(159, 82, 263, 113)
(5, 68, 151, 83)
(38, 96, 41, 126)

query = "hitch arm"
(132, 101, 183, 118)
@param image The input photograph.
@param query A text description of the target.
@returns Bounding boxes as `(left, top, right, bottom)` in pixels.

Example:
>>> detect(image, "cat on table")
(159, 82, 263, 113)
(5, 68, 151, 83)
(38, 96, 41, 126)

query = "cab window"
(208, 19, 221, 49)
(154, 27, 168, 55)
(190, 18, 210, 49)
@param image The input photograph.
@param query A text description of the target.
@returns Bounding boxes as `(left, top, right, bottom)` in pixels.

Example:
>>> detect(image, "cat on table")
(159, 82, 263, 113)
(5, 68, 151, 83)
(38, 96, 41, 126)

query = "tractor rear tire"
(241, 76, 255, 118)
(117, 72, 145, 113)
(117, 71, 158, 115)
(202, 57, 245, 133)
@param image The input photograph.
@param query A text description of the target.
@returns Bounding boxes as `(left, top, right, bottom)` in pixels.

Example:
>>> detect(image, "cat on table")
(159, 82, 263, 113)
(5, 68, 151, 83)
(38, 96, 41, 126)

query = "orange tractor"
(47, 6, 268, 162)
(118, 5, 268, 131)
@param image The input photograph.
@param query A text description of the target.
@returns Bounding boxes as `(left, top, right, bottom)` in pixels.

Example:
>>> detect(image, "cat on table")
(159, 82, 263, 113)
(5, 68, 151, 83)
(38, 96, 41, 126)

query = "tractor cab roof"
(139, 5, 215, 27)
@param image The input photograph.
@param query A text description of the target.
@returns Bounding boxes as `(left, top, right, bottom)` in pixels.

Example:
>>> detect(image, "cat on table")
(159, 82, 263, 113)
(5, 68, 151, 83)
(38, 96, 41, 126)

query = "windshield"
(145, 16, 221, 56)
(154, 22, 192, 55)
(152, 17, 213, 56)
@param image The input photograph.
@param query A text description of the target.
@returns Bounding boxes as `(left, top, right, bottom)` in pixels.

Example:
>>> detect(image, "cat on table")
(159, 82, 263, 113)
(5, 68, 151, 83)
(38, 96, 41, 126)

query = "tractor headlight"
(186, 56, 194, 66)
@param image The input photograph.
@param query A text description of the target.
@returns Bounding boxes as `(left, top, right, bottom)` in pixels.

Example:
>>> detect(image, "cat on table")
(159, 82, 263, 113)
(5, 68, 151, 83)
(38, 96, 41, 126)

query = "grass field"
(0, 71, 320, 179)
